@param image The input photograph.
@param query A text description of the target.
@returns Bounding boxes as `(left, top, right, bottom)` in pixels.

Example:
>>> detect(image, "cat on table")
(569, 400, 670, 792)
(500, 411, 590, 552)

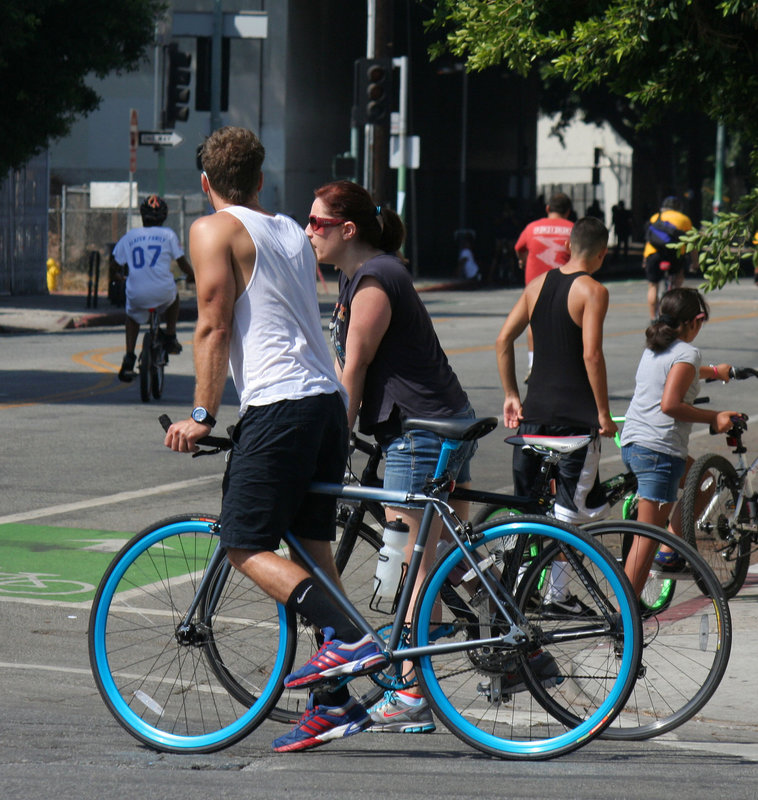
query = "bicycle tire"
(412, 516, 641, 760)
(583, 520, 731, 739)
(138, 331, 152, 403)
(681, 454, 750, 598)
(88, 514, 295, 753)
(471, 504, 521, 526)
(150, 340, 164, 400)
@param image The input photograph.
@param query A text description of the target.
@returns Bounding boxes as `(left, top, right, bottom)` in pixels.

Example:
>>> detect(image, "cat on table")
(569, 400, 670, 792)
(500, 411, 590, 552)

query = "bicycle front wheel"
(138, 331, 152, 403)
(413, 516, 641, 760)
(584, 520, 731, 739)
(681, 454, 749, 598)
(88, 514, 295, 754)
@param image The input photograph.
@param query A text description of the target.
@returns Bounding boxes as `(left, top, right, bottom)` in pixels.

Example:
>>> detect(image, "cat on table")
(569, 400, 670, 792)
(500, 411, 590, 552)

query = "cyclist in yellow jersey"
(643, 196, 696, 321)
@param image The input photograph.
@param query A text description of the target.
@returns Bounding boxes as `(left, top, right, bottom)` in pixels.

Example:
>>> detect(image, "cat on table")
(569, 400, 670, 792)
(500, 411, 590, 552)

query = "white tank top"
(220, 207, 346, 414)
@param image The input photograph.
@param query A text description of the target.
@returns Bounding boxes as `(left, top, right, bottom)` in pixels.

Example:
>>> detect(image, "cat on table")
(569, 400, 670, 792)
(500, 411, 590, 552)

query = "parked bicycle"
(333, 429, 731, 740)
(88, 415, 643, 760)
(680, 366, 758, 597)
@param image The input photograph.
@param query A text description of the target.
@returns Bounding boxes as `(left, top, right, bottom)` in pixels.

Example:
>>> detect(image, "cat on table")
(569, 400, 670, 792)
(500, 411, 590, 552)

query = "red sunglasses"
(308, 215, 346, 233)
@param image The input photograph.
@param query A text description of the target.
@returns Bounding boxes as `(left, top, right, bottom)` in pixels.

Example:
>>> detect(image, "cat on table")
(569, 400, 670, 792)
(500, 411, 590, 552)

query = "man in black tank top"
(495, 217, 617, 615)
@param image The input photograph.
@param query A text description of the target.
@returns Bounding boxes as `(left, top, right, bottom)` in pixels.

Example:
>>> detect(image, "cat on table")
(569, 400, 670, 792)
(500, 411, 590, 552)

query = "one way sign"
(138, 130, 184, 147)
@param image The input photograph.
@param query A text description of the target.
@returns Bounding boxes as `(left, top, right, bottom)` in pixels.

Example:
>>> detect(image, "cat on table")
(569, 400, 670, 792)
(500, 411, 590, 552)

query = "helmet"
(661, 195, 682, 212)
(140, 194, 168, 226)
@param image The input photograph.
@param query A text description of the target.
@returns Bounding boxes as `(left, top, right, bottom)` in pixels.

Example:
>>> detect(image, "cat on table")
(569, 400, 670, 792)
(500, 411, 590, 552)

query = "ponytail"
(646, 288, 709, 352)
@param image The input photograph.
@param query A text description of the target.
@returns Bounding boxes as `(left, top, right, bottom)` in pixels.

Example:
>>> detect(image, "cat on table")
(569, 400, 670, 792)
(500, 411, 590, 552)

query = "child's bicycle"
(333, 428, 731, 741)
(680, 366, 758, 597)
(88, 415, 643, 760)
(137, 308, 175, 403)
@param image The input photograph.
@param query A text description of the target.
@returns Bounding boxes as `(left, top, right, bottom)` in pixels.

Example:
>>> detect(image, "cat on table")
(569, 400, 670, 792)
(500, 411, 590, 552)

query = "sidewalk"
(0, 250, 643, 334)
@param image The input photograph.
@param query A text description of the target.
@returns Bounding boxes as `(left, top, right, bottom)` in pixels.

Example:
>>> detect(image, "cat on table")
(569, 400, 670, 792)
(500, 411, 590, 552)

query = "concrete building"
(0, 1, 541, 292)
(536, 113, 633, 227)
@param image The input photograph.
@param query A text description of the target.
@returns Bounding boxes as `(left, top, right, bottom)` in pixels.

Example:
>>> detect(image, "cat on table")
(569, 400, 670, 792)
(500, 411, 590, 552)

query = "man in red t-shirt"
(514, 193, 574, 381)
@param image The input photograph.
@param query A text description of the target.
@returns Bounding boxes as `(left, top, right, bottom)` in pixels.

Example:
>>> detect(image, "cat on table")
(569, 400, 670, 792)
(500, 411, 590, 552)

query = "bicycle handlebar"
(158, 414, 233, 452)
(706, 365, 758, 383)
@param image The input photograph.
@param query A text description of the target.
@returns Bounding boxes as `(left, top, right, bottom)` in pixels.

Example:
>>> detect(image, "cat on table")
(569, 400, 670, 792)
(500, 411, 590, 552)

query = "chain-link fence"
(48, 187, 208, 282)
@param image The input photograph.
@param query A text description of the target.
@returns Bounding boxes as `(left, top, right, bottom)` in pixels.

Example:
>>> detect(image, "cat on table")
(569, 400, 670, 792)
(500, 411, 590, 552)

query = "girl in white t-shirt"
(619, 288, 740, 593)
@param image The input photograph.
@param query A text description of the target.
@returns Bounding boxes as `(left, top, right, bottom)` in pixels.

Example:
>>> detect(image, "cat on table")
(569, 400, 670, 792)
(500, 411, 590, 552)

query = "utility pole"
(366, 0, 392, 204)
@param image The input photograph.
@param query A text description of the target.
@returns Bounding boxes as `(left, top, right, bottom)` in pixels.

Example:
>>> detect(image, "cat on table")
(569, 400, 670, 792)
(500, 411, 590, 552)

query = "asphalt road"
(2, 275, 758, 799)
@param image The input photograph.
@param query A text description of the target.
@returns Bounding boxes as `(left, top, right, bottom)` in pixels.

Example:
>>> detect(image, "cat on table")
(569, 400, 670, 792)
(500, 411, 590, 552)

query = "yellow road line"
(0, 345, 125, 409)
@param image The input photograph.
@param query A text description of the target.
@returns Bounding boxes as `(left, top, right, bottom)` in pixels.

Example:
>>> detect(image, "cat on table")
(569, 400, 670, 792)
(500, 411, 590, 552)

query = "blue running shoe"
(284, 627, 388, 689)
(271, 694, 371, 752)
(653, 549, 686, 572)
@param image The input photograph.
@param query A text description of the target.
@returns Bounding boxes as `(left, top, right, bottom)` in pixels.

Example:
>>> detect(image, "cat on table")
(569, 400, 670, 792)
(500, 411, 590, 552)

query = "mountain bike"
(138, 308, 170, 403)
(680, 366, 758, 597)
(88, 415, 642, 760)
(332, 429, 731, 740)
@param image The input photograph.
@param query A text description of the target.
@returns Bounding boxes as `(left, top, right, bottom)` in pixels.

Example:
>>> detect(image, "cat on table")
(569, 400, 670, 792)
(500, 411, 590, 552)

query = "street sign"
(129, 109, 138, 172)
(138, 130, 184, 147)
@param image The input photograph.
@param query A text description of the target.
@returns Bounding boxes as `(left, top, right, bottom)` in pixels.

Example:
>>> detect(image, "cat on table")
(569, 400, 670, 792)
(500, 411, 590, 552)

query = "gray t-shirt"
(619, 339, 701, 459)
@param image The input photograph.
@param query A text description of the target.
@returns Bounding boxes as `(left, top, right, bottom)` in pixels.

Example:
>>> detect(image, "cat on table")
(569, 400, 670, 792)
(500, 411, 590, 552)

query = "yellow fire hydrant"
(46, 257, 61, 292)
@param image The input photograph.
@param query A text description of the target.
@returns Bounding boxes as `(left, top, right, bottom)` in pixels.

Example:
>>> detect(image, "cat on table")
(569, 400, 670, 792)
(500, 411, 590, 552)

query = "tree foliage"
(0, 0, 166, 176)
(426, 0, 758, 289)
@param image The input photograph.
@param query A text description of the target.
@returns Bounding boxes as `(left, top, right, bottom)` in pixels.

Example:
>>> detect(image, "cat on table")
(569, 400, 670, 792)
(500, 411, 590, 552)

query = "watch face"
(192, 407, 207, 423)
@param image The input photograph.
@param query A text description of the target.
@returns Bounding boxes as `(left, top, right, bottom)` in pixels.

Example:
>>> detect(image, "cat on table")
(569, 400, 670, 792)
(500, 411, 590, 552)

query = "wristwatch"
(191, 406, 217, 428)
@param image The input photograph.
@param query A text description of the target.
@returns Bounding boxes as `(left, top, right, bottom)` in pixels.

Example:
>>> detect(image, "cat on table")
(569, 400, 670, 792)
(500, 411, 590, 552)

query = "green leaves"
(0, 0, 166, 175)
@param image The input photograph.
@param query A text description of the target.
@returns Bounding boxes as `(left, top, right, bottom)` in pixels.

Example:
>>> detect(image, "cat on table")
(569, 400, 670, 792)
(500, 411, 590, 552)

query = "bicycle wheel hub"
(175, 621, 211, 647)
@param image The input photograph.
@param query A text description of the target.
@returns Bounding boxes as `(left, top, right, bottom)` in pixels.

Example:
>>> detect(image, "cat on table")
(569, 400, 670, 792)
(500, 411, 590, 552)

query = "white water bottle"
(374, 517, 409, 598)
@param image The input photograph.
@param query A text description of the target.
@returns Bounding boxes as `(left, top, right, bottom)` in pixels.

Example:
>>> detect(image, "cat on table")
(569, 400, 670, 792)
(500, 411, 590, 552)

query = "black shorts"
(219, 392, 348, 551)
(512, 422, 610, 524)
(644, 251, 685, 283)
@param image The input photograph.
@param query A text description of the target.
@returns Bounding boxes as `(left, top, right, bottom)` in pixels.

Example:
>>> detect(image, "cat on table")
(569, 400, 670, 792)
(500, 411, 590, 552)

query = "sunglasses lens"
(308, 216, 321, 231)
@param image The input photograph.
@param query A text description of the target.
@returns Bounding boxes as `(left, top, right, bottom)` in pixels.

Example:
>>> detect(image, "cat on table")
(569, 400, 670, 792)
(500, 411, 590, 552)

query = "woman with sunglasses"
(619, 287, 740, 593)
(306, 180, 476, 734)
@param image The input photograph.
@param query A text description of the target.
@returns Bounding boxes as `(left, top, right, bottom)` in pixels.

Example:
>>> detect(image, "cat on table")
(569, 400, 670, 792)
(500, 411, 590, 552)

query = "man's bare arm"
(495, 292, 530, 428)
(165, 214, 238, 452)
(579, 282, 617, 437)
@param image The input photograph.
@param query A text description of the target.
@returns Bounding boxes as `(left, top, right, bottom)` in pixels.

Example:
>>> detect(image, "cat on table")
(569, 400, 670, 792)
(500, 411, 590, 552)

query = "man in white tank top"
(164, 127, 386, 753)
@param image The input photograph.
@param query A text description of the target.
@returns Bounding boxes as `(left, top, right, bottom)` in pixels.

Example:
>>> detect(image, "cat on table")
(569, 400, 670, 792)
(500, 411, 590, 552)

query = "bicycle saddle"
(505, 434, 592, 453)
(401, 416, 498, 442)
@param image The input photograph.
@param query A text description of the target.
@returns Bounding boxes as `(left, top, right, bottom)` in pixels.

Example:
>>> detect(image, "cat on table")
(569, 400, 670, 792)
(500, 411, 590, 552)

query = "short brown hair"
(200, 127, 265, 205)
(548, 192, 572, 216)
(570, 216, 608, 257)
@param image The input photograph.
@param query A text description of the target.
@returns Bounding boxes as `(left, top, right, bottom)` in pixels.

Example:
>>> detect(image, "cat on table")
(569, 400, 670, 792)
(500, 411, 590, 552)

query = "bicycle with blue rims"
(88, 415, 642, 759)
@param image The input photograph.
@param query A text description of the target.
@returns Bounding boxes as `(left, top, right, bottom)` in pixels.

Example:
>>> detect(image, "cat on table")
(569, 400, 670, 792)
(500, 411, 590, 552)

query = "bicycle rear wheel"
(584, 520, 731, 739)
(150, 339, 164, 400)
(88, 514, 295, 753)
(413, 516, 641, 760)
(681, 454, 750, 598)
(138, 331, 152, 403)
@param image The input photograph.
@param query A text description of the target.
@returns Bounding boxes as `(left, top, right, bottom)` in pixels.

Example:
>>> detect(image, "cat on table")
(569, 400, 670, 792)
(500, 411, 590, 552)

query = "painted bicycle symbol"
(0, 571, 94, 596)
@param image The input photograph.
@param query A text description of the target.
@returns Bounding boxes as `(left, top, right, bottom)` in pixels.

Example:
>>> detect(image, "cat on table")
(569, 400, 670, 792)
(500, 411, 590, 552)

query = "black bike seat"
(401, 416, 498, 442)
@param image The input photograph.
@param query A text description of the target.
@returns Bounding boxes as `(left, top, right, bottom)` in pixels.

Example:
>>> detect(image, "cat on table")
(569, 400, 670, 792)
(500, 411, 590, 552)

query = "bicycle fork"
(174, 541, 229, 647)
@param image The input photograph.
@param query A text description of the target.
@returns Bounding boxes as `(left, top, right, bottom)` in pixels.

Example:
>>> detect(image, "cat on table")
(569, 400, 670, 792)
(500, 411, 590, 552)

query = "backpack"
(646, 212, 683, 253)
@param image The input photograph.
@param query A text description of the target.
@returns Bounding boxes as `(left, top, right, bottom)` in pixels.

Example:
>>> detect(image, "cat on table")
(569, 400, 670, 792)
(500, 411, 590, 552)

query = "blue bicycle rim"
(416, 519, 637, 757)
(90, 518, 290, 751)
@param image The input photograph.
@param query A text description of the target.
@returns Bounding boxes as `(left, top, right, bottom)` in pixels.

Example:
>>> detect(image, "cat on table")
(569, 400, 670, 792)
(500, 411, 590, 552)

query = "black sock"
(286, 578, 361, 643)
(312, 685, 351, 708)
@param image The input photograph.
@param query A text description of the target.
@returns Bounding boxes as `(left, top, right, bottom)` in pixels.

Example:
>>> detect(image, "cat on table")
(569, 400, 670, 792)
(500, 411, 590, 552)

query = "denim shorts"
(621, 443, 686, 504)
(380, 404, 477, 506)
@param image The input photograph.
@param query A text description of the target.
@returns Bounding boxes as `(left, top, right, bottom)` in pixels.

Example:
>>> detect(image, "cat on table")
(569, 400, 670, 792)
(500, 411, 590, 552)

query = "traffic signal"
(354, 57, 392, 126)
(164, 43, 192, 127)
